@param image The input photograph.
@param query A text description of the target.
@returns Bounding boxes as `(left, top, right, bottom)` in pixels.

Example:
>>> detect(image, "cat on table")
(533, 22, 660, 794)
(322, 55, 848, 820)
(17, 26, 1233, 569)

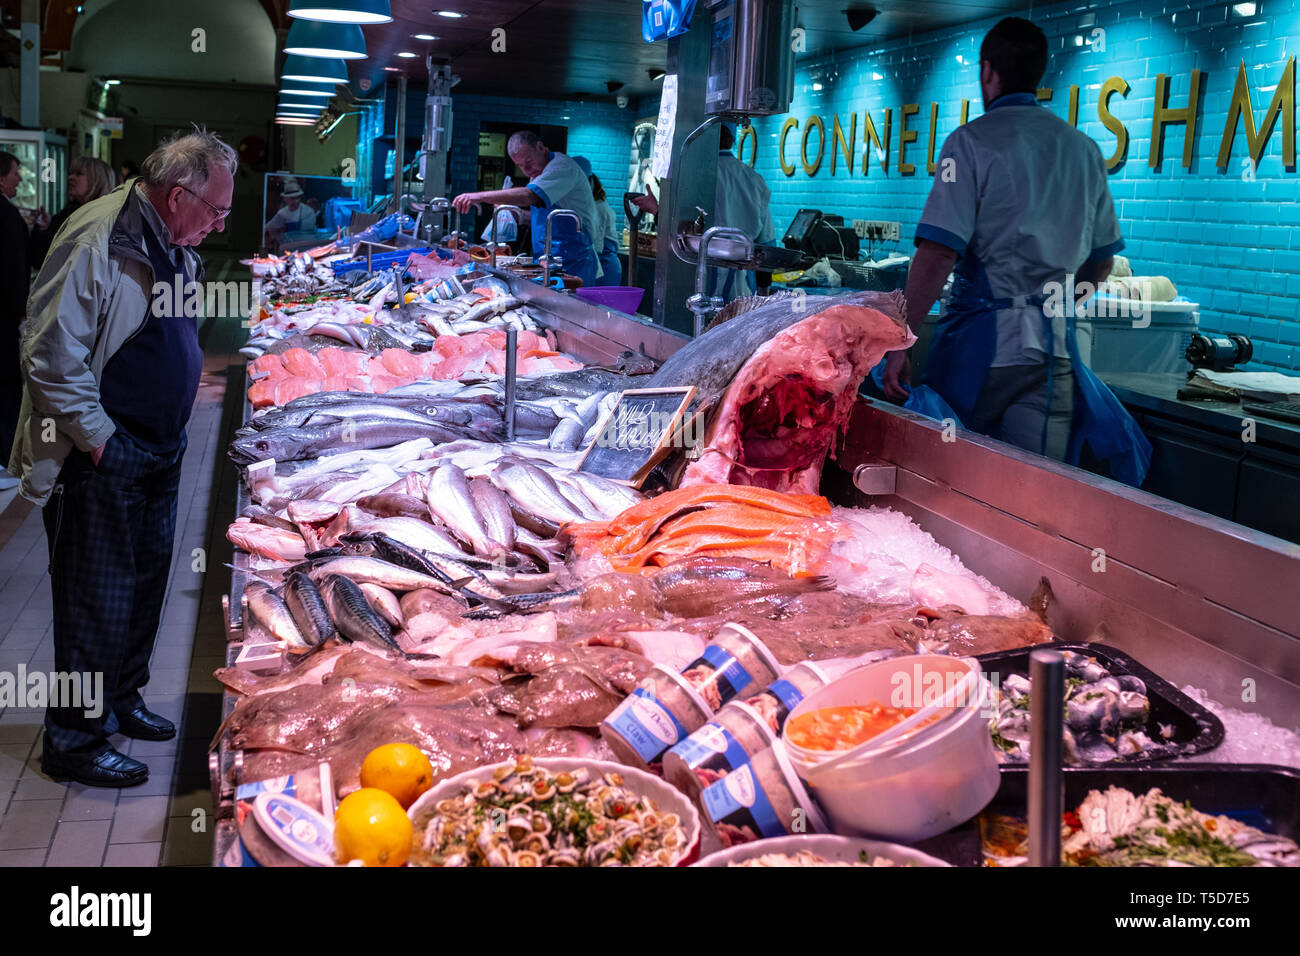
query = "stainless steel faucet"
(543, 208, 582, 287)
(687, 226, 751, 337)
(490, 205, 525, 269)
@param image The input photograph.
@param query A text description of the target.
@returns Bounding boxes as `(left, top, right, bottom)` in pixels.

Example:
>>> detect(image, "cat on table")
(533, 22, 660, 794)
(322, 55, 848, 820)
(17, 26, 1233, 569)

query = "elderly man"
(452, 131, 599, 286)
(10, 129, 236, 787)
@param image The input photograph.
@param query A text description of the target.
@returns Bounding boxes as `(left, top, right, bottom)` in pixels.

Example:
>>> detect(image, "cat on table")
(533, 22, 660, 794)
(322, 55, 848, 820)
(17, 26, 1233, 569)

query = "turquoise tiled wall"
(742, 0, 1300, 371)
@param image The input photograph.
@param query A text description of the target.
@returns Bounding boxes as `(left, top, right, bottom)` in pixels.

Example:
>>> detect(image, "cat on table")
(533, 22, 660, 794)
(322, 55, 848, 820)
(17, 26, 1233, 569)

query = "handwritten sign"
(651, 75, 679, 180)
(579, 387, 695, 486)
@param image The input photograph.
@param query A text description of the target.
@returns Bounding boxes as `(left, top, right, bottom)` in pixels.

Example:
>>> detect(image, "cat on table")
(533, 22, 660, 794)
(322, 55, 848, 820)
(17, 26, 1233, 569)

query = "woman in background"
(29, 156, 117, 267)
(587, 173, 622, 287)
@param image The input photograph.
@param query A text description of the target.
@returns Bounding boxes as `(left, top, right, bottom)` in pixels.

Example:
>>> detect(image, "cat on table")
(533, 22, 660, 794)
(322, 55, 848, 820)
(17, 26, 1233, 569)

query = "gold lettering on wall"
(832, 113, 856, 173)
(1150, 69, 1204, 169)
(779, 117, 799, 176)
(1099, 76, 1130, 171)
(1068, 85, 1080, 128)
(738, 123, 758, 167)
(1217, 57, 1295, 168)
(1037, 87, 1053, 101)
(863, 109, 891, 174)
(926, 102, 940, 174)
(899, 103, 919, 174)
(960, 99, 969, 125)
(801, 114, 826, 176)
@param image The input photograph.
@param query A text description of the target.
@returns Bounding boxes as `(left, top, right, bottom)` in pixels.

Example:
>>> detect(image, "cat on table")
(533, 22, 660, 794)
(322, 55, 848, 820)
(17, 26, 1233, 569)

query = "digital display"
(706, 4, 734, 112)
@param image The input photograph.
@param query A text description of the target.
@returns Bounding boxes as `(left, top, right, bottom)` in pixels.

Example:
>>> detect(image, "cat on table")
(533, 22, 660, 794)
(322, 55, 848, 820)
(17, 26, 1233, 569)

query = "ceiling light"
(103, 78, 121, 86)
(1232, 2, 1256, 14)
(648, 69, 666, 81)
(396, 52, 417, 58)
(812, 81, 823, 91)
(281, 54, 349, 83)
(434, 10, 467, 18)
(280, 80, 337, 97)
(413, 34, 437, 40)
(284, 19, 367, 59)
(288, 0, 391, 23)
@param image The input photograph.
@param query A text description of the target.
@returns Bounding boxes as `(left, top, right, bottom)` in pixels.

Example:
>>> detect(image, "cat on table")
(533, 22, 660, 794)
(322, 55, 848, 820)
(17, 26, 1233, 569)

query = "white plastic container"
(1075, 297, 1199, 375)
(782, 655, 999, 843)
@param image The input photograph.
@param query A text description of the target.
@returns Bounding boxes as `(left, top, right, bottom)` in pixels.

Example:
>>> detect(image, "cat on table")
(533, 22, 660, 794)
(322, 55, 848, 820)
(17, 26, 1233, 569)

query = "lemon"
(360, 743, 434, 810)
(334, 788, 412, 867)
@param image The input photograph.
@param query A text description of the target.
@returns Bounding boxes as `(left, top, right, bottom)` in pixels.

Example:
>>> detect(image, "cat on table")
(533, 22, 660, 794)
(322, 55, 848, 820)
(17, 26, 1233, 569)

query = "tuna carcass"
(646, 290, 912, 493)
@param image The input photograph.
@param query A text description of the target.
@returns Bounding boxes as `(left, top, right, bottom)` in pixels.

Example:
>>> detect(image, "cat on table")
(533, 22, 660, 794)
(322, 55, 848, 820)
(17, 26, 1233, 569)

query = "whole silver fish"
(306, 556, 459, 594)
(491, 460, 587, 525)
(353, 515, 466, 557)
(319, 573, 404, 655)
(245, 583, 308, 649)
(282, 571, 335, 646)
(359, 582, 405, 629)
(230, 419, 468, 466)
(548, 417, 586, 452)
(426, 463, 502, 559)
(467, 476, 517, 552)
(556, 470, 642, 518)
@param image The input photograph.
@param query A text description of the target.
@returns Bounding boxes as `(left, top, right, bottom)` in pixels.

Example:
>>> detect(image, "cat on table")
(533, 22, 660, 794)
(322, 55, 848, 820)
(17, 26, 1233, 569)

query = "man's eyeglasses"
(178, 184, 232, 220)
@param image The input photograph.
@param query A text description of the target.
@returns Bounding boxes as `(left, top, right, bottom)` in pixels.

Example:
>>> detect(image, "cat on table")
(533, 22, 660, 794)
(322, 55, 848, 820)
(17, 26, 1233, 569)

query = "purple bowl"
(576, 286, 646, 314)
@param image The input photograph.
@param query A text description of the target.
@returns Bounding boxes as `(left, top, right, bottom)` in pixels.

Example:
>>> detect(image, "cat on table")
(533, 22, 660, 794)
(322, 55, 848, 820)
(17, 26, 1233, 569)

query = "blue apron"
(529, 205, 598, 287)
(595, 237, 623, 286)
(923, 260, 1152, 486)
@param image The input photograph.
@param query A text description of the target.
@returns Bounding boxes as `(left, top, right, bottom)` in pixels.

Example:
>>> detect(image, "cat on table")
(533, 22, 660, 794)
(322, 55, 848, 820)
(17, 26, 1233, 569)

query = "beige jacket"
(8, 182, 203, 505)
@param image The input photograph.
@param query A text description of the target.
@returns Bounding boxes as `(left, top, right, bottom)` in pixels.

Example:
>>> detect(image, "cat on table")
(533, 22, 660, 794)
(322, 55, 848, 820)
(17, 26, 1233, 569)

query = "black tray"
(913, 764, 1300, 867)
(974, 642, 1225, 766)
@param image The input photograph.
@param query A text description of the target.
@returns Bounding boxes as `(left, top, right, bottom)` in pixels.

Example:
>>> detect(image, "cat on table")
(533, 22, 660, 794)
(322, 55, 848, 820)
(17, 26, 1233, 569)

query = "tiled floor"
(0, 269, 246, 867)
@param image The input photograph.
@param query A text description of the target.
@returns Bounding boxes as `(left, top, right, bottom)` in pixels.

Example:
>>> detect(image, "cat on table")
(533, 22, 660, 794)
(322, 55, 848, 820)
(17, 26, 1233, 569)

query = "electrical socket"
(853, 219, 901, 241)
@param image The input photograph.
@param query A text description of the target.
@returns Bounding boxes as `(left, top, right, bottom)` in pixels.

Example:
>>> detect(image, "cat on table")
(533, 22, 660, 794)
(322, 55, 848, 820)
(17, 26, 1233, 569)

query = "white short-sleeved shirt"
(592, 200, 618, 248)
(526, 151, 599, 241)
(916, 93, 1124, 366)
(715, 152, 774, 244)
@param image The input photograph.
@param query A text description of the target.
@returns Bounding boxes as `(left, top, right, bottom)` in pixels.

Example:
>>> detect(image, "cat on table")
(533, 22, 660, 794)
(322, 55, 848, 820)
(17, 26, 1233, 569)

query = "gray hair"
(70, 156, 116, 201)
(141, 127, 238, 191)
(507, 130, 543, 153)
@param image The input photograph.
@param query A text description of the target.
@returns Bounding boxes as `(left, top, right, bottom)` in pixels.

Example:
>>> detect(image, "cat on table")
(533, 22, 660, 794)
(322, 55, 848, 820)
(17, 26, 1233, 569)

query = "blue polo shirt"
(916, 92, 1125, 366)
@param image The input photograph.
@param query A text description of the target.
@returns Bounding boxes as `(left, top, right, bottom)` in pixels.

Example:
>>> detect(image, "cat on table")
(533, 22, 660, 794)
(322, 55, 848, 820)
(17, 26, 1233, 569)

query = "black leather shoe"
(41, 742, 148, 788)
(115, 705, 177, 741)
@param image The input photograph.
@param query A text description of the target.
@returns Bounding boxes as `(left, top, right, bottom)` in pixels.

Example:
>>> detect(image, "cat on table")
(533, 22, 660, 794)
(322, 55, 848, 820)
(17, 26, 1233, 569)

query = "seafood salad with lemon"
(409, 757, 688, 866)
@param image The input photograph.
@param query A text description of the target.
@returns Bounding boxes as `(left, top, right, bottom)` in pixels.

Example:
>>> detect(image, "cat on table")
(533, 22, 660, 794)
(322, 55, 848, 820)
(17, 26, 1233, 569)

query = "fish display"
(644, 290, 912, 492)
(215, 251, 1285, 869)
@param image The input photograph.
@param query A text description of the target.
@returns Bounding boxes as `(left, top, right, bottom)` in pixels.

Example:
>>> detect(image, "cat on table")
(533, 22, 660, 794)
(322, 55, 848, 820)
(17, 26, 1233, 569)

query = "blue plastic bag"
(354, 212, 414, 244)
(869, 361, 964, 424)
(642, 0, 699, 42)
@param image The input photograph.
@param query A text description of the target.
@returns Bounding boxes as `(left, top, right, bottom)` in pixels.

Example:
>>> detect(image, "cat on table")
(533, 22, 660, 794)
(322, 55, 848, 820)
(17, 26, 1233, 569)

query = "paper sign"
(651, 75, 679, 180)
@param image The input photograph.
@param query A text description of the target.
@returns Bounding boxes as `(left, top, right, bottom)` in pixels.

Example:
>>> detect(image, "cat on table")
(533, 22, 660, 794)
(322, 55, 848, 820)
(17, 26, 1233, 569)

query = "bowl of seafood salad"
(407, 756, 701, 866)
(693, 834, 952, 867)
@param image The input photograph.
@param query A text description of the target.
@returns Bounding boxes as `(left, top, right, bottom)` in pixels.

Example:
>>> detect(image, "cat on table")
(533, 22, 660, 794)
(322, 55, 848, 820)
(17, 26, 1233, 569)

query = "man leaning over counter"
(453, 130, 599, 287)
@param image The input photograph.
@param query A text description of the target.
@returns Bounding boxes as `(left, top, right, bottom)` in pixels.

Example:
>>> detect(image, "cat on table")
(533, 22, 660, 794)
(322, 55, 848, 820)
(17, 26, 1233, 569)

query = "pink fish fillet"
(380, 348, 423, 379)
(319, 347, 371, 377)
(281, 347, 325, 379)
(273, 376, 322, 406)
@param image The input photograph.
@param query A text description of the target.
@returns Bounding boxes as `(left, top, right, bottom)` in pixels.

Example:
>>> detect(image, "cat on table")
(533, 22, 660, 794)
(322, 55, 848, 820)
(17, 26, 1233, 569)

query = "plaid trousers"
(42, 429, 186, 753)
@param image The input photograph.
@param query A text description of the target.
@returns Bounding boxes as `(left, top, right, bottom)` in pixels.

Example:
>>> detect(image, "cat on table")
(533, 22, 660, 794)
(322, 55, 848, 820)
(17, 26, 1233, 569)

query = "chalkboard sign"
(579, 387, 696, 486)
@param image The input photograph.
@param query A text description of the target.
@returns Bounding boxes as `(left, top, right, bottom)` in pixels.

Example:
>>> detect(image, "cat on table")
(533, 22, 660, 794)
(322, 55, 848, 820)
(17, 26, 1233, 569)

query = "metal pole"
(1028, 649, 1065, 868)
(390, 73, 407, 214)
(505, 328, 517, 442)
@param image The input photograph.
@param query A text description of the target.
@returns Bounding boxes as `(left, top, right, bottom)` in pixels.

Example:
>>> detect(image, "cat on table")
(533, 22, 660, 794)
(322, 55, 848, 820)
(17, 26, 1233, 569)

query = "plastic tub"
(739, 662, 830, 735)
(1075, 297, 1199, 375)
(576, 285, 646, 314)
(699, 742, 829, 846)
(601, 665, 714, 770)
(783, 655, 999, 843)
(680, 624, 783, 712)
(663, 701, 777, 805)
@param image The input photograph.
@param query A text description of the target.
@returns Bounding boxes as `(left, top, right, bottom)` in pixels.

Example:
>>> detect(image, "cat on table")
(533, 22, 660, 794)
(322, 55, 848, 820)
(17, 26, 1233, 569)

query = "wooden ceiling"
(262, 0, 1029, 100)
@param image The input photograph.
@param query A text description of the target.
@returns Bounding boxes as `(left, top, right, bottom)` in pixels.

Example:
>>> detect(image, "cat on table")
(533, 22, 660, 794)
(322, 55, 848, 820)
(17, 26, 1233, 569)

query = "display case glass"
(0, 131, 68, 219)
